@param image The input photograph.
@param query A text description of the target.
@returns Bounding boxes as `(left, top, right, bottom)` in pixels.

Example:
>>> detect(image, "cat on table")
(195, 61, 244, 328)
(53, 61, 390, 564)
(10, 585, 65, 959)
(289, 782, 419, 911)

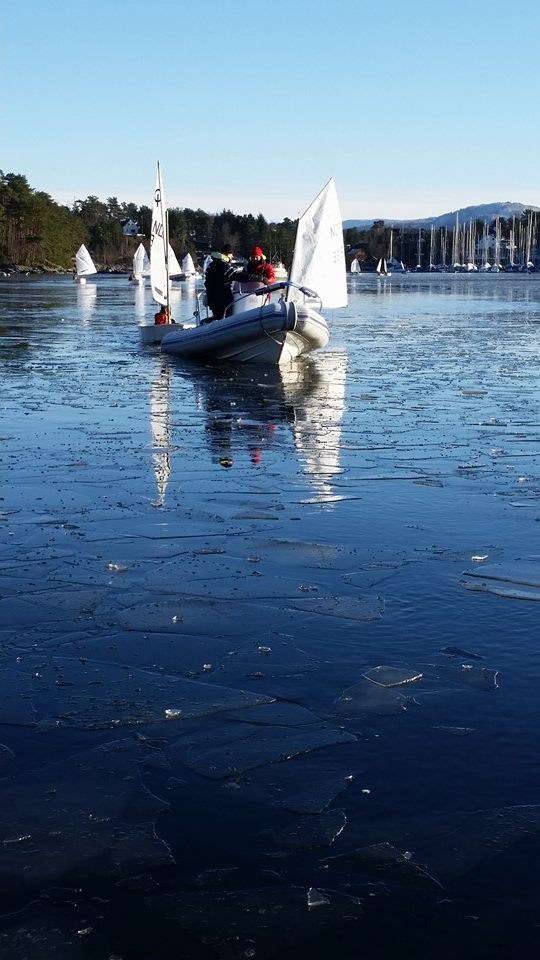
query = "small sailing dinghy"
(160, 178, 347, 365)
(139, 164, 185, 345)
(74, 245, 97, 284)
(178, 252, 199, 280)
(130, 243, 150, 285)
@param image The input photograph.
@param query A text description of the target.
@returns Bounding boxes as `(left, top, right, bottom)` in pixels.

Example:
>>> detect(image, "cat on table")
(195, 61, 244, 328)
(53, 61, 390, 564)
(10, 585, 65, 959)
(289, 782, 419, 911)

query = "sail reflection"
(193, 351, 347, 501)
(76, 283, 97, 325)
(290, 350, 348, 502)
(149, 361, 172, 507)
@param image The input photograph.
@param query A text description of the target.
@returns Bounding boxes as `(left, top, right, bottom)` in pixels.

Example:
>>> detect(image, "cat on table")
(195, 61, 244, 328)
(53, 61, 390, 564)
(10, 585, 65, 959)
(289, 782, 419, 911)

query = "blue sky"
(3, 0, 539, 222)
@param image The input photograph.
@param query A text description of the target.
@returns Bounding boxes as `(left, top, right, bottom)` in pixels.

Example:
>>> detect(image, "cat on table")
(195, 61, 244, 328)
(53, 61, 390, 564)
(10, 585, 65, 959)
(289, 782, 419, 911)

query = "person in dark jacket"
(204, 244, 236, 319)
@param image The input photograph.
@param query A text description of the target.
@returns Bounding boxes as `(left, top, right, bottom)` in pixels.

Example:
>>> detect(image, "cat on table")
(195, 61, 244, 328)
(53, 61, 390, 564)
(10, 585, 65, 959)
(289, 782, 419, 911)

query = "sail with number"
(289, 178, 347, 309)
(75, 244, 97, 278)
(150, 164, 169, 306)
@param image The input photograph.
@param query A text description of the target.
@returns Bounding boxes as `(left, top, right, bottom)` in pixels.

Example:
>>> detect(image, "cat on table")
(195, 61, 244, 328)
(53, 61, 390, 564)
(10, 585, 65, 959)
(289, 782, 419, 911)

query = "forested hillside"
(0, 171, 297, 271)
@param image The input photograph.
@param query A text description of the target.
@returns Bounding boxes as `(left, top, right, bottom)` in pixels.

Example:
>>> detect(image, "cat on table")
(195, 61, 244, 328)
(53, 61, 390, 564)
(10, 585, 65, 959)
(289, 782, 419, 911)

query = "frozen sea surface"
(1, 273, 540, 958)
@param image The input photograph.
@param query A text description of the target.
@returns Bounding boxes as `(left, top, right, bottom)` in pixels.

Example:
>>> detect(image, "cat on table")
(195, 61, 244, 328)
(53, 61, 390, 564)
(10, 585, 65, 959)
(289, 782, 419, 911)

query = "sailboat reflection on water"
(191, 351, 347, 498)
(149, 362, 172, 507)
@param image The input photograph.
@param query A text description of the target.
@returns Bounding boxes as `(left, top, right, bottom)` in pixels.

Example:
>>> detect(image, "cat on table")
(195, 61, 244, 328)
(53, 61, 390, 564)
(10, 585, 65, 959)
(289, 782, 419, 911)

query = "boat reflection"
(76, 282, 97, 325)
(149, 360, 172, 507)
(192, 350, 348, 502)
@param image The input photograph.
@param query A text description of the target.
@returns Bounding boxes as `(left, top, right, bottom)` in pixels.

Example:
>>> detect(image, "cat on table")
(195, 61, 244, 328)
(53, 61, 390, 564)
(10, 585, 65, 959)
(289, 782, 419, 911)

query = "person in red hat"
(245, 246, 275, 286)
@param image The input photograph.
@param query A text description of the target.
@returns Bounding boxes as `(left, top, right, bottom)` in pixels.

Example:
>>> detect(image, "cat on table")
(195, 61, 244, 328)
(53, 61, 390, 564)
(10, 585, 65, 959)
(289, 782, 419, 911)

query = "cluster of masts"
(350, 212, 539, 274)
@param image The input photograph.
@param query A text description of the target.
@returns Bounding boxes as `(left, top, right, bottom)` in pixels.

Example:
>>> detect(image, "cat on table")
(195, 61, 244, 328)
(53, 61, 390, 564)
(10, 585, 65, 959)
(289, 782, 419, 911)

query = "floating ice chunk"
(461, 561, 540, 602)
(279, 775, 354, 815)
(335, 678, 408, 716)
(462, 562, 540, 589)
(362, 666, 423, 687)
(416, 804, 540, 879)
(264, 809, 347, 850)
(30, 656, 274, 730)
(287, 595, 385, 622)
(186, 724, 356, 780)
(148, 885, 362, 957)
(321, 841, 443, 888)
(435, 663, 498, 691)
(434, 726, 476, 736)
(440, 646, 483, 660)
(0, 742, 174, 888)
(307, 887, 331, 909)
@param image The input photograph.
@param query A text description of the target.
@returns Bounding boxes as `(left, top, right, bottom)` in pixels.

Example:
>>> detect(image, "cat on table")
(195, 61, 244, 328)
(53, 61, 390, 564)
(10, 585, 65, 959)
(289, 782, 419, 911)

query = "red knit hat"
(250, 246, 264, 259)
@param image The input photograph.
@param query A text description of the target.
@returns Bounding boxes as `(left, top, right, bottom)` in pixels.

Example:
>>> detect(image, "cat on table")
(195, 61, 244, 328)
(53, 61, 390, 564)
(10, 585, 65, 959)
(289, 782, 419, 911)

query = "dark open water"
(1, 273, 540, 957)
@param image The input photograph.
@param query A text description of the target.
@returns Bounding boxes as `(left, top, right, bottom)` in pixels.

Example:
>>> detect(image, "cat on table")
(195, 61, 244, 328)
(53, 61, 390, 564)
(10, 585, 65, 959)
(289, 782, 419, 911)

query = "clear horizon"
(3, 0, 539, 223)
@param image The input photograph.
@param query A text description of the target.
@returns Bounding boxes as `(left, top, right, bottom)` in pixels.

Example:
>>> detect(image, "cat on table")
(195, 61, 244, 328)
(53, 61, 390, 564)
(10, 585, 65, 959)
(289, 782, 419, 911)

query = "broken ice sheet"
(335, 677, 408, 716)
(0, 742, 174, 888)
(30, 656, 273, 730)
(107, 595, 256, 637)
(58, 628, 234, 679)
(432, 662, 498, 691)
(148, 885, 362, 959)
(222, 702, 326, 727)
(321, 841, 442, 889)
(362, 665, 423, 687)
(218, 636, 319, 683)
(263, 809, 347, 850)
(286, 595, 385, 622)
(415, 804, 540, 879)
(278, 774, 355, 815)
(440, 646, 483, 660)
(0, 895, 110, 959)
(185, 724, 356, 780)
(461, 561, 540, 601)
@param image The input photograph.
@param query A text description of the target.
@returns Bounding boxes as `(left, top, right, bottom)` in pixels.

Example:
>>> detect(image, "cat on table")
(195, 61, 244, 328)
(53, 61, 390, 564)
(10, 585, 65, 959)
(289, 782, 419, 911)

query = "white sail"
(150, 164, 168, 306)
(133, 242, 150, 278)
(168, 244, 182, 278)
(75, 244, 97, 277)
(181, 252, 196, 276)
(350, 257, 360, 274)
(289, 178, 347, 309)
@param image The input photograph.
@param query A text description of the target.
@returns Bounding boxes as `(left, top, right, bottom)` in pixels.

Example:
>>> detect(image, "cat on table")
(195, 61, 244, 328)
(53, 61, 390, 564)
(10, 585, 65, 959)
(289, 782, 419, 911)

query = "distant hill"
(343, 201, 540, 231)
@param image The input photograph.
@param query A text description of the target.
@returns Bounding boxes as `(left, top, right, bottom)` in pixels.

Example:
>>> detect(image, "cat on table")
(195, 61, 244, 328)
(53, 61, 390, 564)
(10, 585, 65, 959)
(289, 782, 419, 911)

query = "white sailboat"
(130, 243, 150, 285)
(140, 164, 180, 344)
(74, 244, 97, 284)
(179, 252, 198, 280)
(350, 257, 361, 274)
(161, 177, 347, 364)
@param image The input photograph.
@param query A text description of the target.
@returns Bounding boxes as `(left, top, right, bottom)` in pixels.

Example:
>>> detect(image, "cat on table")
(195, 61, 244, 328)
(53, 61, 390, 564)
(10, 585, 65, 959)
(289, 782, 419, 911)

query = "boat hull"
(139, 322, 185, 345)
(159, 301, 329, 364)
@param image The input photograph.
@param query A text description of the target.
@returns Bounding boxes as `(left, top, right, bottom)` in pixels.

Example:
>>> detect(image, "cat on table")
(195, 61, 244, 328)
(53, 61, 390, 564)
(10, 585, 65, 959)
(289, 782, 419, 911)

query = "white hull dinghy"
(160, 178, 347, 365)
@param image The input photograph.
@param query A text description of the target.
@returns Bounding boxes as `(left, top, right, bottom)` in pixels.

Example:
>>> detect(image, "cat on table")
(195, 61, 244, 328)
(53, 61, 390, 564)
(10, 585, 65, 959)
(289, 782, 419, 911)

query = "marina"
(1, 271, 540, 957)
